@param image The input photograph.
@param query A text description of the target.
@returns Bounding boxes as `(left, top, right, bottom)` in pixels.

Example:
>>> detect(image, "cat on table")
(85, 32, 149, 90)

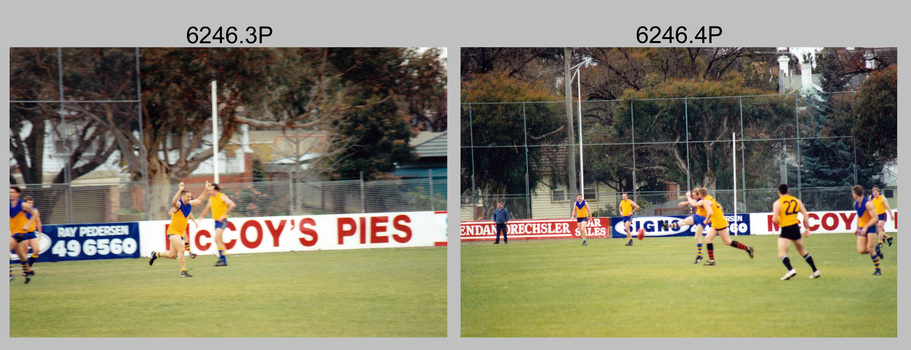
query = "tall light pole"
(569, 58, 591, 198)
(211, 80, 219, 183)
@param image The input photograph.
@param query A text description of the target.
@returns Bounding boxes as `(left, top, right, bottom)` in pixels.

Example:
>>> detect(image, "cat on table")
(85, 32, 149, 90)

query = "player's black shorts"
(779, 223, 802, 240)
(11, 233, 26, 243)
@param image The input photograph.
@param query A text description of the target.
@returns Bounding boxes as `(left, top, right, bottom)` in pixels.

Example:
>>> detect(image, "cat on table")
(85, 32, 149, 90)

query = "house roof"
(412, 131, 447, 158)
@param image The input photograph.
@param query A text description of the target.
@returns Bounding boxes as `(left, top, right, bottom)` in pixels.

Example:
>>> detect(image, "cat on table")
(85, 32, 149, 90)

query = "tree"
(801, 55, 895, 191)
(815, 47, 897, 92)
(581, 47, 780, 101)
(401, 48, 448, 132)
(606, 76, 793, 193)
(461, 48, 565, 90)
(138, 47, 446, 217)
(10, 48, 136, 186)
(798, 92, 862, 187)
(322, 93, 416, 181)
(10, 47, 447, 220)
(315, 48, 445, 179)
(10, 48, 140, 221)
(853, 65, 897, 166)
(461, 73, 564, 219)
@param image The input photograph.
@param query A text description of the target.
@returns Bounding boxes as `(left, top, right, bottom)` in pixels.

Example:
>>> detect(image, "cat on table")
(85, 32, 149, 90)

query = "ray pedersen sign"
(139, 211, 447, 257)
(24, 223, 142, 263)
(609, 214, 751, 238)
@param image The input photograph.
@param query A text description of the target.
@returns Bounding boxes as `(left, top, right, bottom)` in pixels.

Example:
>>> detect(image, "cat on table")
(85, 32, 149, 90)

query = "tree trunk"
(147, 158, 175, 220)
(703, 143, 717, 191)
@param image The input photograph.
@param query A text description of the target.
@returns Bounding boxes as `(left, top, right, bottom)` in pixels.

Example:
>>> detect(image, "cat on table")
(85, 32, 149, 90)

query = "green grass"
(461, 234, 897, 337)
(10, 247, 446, 337)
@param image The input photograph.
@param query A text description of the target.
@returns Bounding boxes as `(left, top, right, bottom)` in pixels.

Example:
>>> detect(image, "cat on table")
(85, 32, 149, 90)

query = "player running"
(199, 183, 236, 266)
(670, 189, 708, 264)
(20, 196, 42, 272)
(619, 193, 640, 246)
(851, 185, 882, 275)
(571, 194, 592, 246)
(772, 184, 819, 280)
(168, 207, 200, 259)
(869, 186, 894, 256)
(697, 188, 754, 265)
(10, 186, 38, 283)
(150, 181, 210, 277)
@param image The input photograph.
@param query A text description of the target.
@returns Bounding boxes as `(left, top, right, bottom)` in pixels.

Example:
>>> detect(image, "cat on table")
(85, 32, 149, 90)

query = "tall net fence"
(462, 92, 895, 220)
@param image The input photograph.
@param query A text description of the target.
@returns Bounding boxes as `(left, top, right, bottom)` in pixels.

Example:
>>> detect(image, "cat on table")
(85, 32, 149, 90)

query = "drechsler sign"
(461, 218, 599, 241)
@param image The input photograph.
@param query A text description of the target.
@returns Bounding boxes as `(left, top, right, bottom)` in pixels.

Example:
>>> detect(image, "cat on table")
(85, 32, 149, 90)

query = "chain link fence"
(16, 177, 445, 224)
(462, 92, 896, 220)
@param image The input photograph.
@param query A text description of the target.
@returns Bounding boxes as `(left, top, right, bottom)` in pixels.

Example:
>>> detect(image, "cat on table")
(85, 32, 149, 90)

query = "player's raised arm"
(679, 191, 698, 207)
(173, 182, 185, 207)
(189, 181, 211, 206)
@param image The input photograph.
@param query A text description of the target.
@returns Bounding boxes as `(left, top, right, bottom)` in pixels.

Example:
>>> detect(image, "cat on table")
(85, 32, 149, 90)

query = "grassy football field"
(9, 247, 446, 337)
(461, 233, 897, 337)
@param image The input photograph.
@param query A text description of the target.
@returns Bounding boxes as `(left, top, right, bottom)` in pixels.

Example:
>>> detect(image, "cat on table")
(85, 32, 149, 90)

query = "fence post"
(630, 99, 637, 200)
(469, 103, 477, 220)
(795, 94, 802, 199)
(523, 102, 530, 218)
(685, 98, 691, 192)
(56, 48, 74, 223)
(739, 96, 746, 211)
(428, 169, 434, 211)
(135, 47, 151, 220)
(360, 171, 366, 213)
(851, 92, 858, 184)
(471, 175, 477, 220)
(289, 172, 294, 214)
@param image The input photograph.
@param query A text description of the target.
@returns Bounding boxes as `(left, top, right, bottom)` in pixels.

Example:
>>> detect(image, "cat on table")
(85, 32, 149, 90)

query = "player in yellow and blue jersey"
(618, 193, 640, 246)
(20, 196, 43, 272)
(150, 181, 210, 277)
(200, 183, 236, 266)
(571, 194, 592, 246)
(852, 185, 882, 275)
(10, 186, 38, 283)
(869, 186, 893, 253)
